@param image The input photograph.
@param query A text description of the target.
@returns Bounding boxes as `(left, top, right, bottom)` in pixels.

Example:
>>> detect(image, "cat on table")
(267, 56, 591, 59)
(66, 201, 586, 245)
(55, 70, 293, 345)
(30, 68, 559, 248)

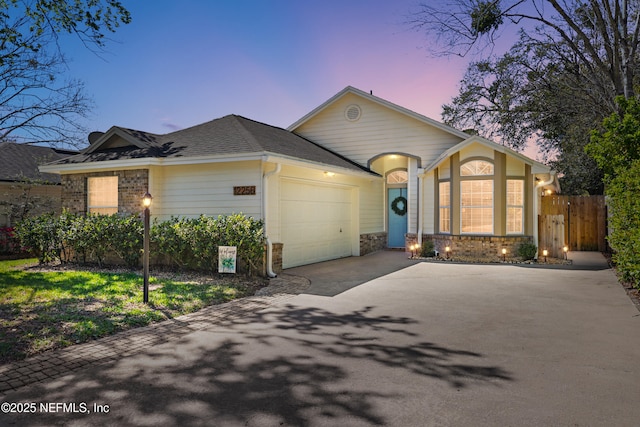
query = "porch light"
(502, 248, 507, 262)
(142, 192, 152, 304)
(142, 192, 153, 208)
(324, 171, 335, 177)
(542, 249, 548, 263)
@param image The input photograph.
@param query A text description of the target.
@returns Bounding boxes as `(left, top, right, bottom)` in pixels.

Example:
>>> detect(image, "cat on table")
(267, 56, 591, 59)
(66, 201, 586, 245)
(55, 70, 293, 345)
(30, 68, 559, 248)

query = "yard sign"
(218, 246, 237, 274)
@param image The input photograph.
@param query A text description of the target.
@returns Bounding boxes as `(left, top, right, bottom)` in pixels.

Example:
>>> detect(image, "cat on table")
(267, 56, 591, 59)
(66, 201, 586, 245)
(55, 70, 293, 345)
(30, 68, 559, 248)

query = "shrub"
(151, 214, 265, 274)
(606, 160, 640, 288)
(517, 241, 537, 261)
(16, 212, 266, 275)
(15, 213, 62, 263)
(420, 240, 436, 257)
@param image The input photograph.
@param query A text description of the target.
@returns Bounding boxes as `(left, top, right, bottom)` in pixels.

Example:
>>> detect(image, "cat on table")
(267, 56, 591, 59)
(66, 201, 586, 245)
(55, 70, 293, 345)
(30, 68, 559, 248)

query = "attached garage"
(280, 178, 354, 268)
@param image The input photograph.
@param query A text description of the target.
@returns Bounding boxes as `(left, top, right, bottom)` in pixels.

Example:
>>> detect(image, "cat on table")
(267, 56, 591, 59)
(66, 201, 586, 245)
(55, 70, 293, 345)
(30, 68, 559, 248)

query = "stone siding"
(61, 170, 149, 215)
(271, 242, 283, 274)
(360, 232, 387, 256)
(407, 233, 534, 261)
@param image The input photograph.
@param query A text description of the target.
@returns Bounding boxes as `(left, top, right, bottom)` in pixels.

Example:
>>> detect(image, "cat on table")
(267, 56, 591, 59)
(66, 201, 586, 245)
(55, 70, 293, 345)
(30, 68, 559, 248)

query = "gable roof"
(0, 142, 76, 183)
(288, 86, 471, 140)
(43, 115, 374, 175)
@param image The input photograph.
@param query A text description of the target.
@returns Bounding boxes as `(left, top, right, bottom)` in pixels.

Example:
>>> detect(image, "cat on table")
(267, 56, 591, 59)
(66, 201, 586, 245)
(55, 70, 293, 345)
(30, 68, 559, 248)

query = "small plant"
(420, 240, 436, 257)
(517, 241, 537, 261)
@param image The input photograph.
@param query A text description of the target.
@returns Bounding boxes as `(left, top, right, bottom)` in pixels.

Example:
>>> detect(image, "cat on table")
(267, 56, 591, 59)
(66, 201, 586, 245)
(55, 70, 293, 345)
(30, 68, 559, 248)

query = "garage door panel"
(281, 180, 353, 268)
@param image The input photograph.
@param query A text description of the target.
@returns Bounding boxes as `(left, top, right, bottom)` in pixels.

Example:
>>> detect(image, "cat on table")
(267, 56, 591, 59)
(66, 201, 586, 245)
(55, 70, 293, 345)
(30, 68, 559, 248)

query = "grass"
(0, 259, 264, 364)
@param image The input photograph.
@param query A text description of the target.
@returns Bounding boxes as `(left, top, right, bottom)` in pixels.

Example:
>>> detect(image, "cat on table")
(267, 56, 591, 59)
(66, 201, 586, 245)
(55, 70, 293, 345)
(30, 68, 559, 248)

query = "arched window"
(460, 160, 494, 176)
(386, 170, 408, 184)
(460, 159, 494, 234)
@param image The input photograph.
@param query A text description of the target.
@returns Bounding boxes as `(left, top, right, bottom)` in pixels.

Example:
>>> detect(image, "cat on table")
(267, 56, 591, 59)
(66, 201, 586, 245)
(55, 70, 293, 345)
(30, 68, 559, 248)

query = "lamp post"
(501, 248, 507, 262)
(142, 192, 152, 304)
(542, 249, 548, 263)
(445, 246, 451, 259)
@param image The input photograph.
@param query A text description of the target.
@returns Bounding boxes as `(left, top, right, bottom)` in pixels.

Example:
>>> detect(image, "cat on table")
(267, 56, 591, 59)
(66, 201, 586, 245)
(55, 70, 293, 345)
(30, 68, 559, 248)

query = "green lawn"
(0, 259, 263, 363)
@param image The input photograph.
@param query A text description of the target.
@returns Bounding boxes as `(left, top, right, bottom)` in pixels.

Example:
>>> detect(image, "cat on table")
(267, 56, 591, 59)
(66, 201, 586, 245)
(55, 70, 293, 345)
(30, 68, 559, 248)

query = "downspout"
(263, 161, 281, 278)
(417, 168, 426, 247)
(533, 172, 557, 259)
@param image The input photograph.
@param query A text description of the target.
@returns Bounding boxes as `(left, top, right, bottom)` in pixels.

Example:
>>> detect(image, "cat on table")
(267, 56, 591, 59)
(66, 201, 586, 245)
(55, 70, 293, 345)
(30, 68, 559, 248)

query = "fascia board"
(39, 151, 380, 179)
(262, 153, 381, 179)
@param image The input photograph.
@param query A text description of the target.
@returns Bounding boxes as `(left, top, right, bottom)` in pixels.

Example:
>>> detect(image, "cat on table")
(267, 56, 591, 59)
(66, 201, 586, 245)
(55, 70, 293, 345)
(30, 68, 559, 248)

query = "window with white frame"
(439, 181, 450, 233)
(461, 180, 493, 233)
(460, 160, 494, 234)
(507, 179, 524, 234)
(87, 176, 118, 215)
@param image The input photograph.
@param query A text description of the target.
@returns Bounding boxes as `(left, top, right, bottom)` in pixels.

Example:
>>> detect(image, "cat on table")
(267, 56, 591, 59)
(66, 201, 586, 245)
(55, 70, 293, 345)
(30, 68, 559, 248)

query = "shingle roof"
(50, 115, 373, 174)
(0, 142, 76, 183)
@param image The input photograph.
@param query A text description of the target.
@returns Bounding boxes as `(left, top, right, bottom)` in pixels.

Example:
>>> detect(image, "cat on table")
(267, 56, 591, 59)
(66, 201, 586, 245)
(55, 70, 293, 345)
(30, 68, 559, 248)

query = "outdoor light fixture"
(142, 192, 153, 208)
(445, 246, 451, 259)
(324, 171, 335, 177)
(563, 246, 569, 260)
(543, 249, 548, 263)
(142, 192, 152, 304)
(502, 248, 507, 262)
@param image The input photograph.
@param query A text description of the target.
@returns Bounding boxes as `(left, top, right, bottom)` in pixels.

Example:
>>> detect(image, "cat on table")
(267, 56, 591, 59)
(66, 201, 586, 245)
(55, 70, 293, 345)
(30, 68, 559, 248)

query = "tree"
(588, 98, 640, 287)
(411, 1, 639, 194)
(0, 0, 131, 148)
(587, 96, 640, 183)
(411, 0, 640, 100)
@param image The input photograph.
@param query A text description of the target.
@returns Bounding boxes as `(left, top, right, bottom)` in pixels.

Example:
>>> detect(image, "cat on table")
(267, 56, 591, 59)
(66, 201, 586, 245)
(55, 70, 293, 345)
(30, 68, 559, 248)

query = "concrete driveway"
(1, 252, 639, 426)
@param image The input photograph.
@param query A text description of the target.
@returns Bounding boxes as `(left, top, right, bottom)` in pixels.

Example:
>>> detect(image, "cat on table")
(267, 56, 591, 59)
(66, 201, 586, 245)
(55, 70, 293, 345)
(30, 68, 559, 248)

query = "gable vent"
(345, 104, 362, 122)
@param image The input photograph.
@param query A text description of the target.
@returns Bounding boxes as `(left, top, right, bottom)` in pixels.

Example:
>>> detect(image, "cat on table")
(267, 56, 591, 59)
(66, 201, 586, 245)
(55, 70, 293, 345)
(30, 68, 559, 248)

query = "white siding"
(150, 161, 262, 221)
(460, 143, 494, 162)
(507, 156, 526, 176)
(294, 93, 463, 168)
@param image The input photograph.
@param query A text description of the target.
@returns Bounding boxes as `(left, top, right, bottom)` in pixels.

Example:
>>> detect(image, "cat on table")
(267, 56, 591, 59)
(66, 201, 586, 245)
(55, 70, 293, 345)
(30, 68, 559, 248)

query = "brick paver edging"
(0, 274, 310, 395)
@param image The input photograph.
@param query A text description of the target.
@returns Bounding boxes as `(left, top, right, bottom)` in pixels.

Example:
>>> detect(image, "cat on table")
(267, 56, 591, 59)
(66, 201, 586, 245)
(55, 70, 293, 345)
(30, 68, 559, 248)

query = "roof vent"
(345, 104, 361, 122)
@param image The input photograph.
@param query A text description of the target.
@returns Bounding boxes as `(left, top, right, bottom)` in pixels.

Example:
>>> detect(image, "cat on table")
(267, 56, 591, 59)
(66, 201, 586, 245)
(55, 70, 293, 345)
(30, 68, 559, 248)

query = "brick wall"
(407, 233, 534, 261)
(61, 169, 149, 215)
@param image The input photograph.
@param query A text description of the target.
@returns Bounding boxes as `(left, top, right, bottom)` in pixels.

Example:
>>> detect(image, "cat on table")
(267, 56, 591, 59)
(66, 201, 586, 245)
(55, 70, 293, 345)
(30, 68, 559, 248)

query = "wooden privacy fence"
(539, 195, 607, 258)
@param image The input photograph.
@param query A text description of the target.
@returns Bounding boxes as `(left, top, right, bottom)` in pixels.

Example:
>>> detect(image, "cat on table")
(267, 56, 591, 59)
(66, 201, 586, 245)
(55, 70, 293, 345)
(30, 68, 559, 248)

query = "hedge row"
(15, 212, 266, 275)
(606, 160, 640, 287)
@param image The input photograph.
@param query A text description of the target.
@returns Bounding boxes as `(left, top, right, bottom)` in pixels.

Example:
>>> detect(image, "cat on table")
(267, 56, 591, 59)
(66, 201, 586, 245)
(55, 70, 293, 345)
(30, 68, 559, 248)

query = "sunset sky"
(57, 0, 480, 137)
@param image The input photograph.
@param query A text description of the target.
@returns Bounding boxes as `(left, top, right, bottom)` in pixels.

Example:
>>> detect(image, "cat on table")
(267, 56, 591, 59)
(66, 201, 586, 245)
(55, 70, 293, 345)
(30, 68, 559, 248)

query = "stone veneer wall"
(360, 232, 387, 256)
(271, 242, 283, 274)
(406, 233, 534, 261)
(61, 169, 149, 215)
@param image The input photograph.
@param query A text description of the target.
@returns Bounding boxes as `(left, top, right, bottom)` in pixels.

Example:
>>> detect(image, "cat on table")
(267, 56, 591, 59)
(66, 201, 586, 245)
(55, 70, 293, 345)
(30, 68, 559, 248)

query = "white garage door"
(281, 179, 353, 268)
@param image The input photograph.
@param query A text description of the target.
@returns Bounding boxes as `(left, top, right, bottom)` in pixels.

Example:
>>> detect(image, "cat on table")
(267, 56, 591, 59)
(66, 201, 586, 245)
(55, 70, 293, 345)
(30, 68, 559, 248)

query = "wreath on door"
(391, 196, 407, 216)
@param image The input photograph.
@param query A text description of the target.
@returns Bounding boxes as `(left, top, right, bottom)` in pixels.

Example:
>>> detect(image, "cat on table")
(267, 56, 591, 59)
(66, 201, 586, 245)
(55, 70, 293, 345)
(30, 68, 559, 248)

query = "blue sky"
(59, 0, 473, 139)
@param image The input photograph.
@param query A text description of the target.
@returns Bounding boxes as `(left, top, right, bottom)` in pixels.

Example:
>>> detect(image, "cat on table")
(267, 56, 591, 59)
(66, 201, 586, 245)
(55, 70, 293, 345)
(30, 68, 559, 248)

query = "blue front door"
(388, 188, 407, 247)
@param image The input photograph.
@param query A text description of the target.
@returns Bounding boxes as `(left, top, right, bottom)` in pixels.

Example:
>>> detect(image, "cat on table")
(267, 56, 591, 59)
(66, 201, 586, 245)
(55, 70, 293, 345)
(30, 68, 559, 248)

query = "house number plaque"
(233, 186, 256, 196)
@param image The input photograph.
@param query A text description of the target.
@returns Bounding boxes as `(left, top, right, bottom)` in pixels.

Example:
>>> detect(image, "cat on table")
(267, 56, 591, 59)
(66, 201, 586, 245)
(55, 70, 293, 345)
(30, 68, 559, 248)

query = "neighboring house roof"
(44, 115, 374, 175)
(0, 142, 76, 183)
